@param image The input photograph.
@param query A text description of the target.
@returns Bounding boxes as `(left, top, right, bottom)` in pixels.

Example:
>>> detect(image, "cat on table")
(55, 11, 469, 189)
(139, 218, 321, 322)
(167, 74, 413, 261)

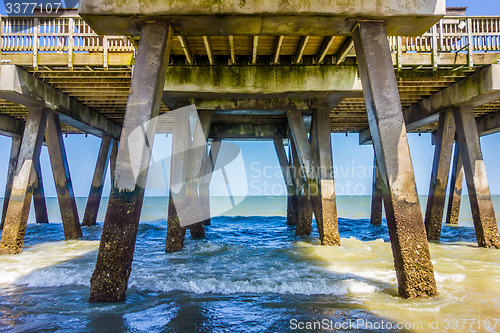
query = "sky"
(0, 0, 499, 198)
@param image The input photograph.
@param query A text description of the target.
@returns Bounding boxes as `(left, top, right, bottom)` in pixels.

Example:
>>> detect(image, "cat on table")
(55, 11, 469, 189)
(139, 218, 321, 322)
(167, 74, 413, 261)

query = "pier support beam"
(45, 112, 82, 239)
(273, 138, 298, 226)
(82, 136, 113, 226)
(453, 106, 500, 248)
(1, 137, 21, 230)
(166, 108, 212, 249)
(425, 112, 456, 240)
(0, 108, 47, 254)
(353, 20, 437, 298)
(370, 157, 383, 225)
(199, 139, 221, 226)
(445, 144, 463, 225)
(89, 22, 173, 302)
(32, 161, 49, 224)
(311, 108, 340, 246)
(288, 119, 313, 236)
(288, 110, 340, 245)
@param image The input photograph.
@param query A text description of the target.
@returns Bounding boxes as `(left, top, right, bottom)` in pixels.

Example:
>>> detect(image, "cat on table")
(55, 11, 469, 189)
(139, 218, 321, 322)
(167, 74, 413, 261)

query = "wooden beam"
(251, 36, 259, 65)
(228, 35, 236, 65)
(203, 36, 215, 65)
(294, 36, 310, 64)
(316, 36, 335, 64)
(0, 65, 122, 138)
(177, 35, 193, 65)
(272, 35, 285, 65)
(335, 37, 354, 64)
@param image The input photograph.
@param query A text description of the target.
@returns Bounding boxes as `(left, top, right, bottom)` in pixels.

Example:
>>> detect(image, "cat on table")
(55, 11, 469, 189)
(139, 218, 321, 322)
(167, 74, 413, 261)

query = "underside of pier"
(1, 0, 500, 303)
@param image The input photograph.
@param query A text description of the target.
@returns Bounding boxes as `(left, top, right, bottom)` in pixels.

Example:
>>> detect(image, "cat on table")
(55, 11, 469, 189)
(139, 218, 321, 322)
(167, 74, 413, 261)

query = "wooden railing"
(389, 16, 500, 68)
(1, 15, 499, 69)
(0, 16, 134, 68)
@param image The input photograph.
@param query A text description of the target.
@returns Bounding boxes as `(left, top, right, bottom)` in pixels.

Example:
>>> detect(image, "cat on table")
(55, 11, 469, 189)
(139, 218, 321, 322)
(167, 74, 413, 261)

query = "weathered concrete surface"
(425, 112, 456, 241)
(0, 137, 21, 230)
(89, 23, 173, 302)
(32, 161, 49, 224)
(82, 136, 113, 227)
(370, 157, 383, 226)
(80, 0, 444, 36)
(0, 114, 24, 138)
(311, 108, 340, 246)
(453, 106, 500, 249)
(353, 21, 437, 298)
(164, 65, 362, 97)
(445, 144, 463, 225)
(289, 134, 312, 235)
(0, 65, 121, 139)
(188, 111, 213, 239)
(45, 112, 82, 240)
(199, 139, 221, 226)
(0, 108, 47, 254)
(360, 64, 500, 145)
(273, 138, 298, 226)
(476, 110, 500, 137)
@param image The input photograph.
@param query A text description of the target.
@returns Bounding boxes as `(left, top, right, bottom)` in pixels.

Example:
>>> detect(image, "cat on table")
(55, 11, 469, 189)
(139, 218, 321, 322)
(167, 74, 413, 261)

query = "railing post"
(396, 36, 402, 70)
(33, 18, 39, 70)
(68, 18, 74, 69)
(0, 16, 3, 67)
(431, 24, 438, 70)
(103, 36, 108, 69)
(467, 17, 474, 69)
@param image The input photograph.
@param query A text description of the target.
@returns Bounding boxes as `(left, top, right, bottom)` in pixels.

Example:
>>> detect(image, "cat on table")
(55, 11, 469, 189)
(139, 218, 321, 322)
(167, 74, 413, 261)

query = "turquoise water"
(0, 196, 500, 332)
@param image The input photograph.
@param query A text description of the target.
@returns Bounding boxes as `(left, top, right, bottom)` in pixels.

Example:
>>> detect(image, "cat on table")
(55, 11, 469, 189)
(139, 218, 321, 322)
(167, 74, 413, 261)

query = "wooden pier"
(0, 2, 500, 301)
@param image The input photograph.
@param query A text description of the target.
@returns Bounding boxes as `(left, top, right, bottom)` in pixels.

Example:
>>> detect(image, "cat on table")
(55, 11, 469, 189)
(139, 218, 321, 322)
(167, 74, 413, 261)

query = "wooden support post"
(445, 144, 463, 225)
(32, 161, 49, 224)
(199, 139, 222, 226)
(425, 112, 456, 240)
(453, 106, 500, 248)
(89, 23, 173, 302)
(82, 136, 113, 226)
(273, 138, 298, 226)
(288, 126, 313, 236)
(353, 21, 437, 298)
(45, 112, 82, 239)
(370, 156, 383, 225)
(1, 137, 21, 230)
(0, 108, 47, 254)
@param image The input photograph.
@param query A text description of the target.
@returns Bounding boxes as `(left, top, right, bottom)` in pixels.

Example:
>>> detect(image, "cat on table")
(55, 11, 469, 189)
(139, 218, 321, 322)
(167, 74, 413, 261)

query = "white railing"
(389, 16, 500, 68)
(1, 15, 499, 69)
(0, 16, 135, 68)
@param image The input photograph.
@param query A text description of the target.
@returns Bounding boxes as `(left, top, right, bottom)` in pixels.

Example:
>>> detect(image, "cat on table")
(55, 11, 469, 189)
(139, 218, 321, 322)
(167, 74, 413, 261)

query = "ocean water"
(0, 196, 500, 332)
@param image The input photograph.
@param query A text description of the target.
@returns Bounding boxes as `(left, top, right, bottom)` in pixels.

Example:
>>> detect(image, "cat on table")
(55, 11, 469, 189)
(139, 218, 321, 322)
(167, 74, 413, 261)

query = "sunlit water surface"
(1, 196, 500, 332)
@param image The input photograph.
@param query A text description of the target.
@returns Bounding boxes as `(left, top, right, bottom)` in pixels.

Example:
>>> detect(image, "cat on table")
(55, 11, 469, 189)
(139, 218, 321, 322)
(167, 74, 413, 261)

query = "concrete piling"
(288, 123, 313, 236)
(370, 157, 383, 226)
(273, 138, 298, 226)
(310, 108, 340, 246)
(89, 22, 173, 302)
(45, 112, 82, 240)
(353, 20, 438, 298)
(82, 136, 113, 227)
(0, 108, 48, 254)
(445, 144, 463, 225)
(199, 139, 221, 226)
(453, 105, 500, 248)
(425, 111, 456, 240)
(0, 137, 21, 230)
(32, 161, 49, 224)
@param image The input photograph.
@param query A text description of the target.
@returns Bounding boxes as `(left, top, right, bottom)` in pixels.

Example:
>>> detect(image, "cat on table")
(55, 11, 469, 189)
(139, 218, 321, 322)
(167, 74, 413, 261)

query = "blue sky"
(0, 0, 499, 197)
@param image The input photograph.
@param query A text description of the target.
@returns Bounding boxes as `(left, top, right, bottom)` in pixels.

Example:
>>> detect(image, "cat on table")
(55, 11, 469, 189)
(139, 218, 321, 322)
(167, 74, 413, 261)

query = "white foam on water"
(0, 240, 98, 286)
